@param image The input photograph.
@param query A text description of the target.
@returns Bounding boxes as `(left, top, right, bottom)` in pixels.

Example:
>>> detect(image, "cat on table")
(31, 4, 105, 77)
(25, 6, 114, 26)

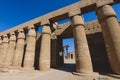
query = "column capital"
(97, 5, 116, 22)
(28, 28, 36, 37)
(42, 24, 51, 35)
(71, 15, 85, 28)
(9, 32, 16, 41)
(18, 29, 24, 33)
(18, 29, 25, 39)
(3, 35, 9, 43)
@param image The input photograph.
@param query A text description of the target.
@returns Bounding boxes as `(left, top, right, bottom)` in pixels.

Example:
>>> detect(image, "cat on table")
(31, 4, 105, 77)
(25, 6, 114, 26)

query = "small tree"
(63, 44, 70, 56)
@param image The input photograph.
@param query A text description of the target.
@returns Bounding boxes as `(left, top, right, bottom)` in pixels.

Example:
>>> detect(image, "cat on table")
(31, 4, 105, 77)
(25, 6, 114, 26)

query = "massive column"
(0, 35, 9, 65)
(12, 29, 25, 68)
(3, 32, 16, 67)
(97, 5, 120, 74)
(71, 15, 93, 74)
(39, 24, 51, 71)
(23, 27, 36, 70)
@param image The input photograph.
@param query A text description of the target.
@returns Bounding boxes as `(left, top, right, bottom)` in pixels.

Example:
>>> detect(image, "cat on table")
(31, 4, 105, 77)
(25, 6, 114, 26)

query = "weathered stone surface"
(3, 32, 16, 67)
(97, 5, 120, 74)
(23, 28, 36, 70)
(12, 29, 25, 68)
(0, 0, 119, 76)
(71, 15, 93, 74)
(39, 25, 51, 71)
(0, 0, 119, 36)
(0, 35, 9, 65)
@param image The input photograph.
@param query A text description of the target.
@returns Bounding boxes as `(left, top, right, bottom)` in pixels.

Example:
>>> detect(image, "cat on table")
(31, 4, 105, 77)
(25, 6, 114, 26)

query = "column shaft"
(39, 25, 51, 71)
(23, 28, 36, 69)
(0, 35, 9, 65)
(97, 5, 120, 74)
(12, 30, 25, 68)
(71, 15, 93, 74)
(3, 33, 16, 67)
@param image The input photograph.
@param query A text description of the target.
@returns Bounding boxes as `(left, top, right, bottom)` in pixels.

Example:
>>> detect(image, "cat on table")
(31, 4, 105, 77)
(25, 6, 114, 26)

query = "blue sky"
(0, 0, 120, 53)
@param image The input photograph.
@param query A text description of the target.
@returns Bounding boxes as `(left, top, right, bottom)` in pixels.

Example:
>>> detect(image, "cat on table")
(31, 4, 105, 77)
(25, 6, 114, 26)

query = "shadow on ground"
(56, 63, 76, 72)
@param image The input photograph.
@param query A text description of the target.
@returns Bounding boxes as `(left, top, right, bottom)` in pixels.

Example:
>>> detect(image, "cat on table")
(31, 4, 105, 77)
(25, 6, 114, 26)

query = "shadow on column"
(34, 33, 42, 70)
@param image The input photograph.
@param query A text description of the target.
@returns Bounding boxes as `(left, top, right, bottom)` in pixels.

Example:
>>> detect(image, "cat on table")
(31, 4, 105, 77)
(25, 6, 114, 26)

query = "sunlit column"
(0, 35, 9, 65)
(39, 24, 51, 71)
(12, 29, 25, 68)
(23, 27, 36, 70)
(71, 15, 93, 74)
(3, 32, 16, 67)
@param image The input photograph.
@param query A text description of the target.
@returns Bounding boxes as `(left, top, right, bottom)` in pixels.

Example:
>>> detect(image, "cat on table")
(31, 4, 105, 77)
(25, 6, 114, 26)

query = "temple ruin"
(0, 0, 120, 76)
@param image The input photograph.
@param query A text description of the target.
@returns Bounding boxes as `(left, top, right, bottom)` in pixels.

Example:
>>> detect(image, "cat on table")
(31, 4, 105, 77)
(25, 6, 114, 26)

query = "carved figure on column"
(71, 14, 93, 74)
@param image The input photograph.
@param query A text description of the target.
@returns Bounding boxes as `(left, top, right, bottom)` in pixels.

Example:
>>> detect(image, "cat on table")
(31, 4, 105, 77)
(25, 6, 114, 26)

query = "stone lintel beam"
(40, 18, 50, 26)
(92, 0, 114, 7)
(0, 0, 118, 36)
(69, 8, 81, 17)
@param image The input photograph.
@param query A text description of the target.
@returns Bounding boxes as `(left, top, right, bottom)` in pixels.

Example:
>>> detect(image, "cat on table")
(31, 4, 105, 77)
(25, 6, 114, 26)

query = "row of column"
(0, 4, 120, 75)
(70, 4, 120, 74)
(97, 5, 120, 74)
(0, 25, 51, 71)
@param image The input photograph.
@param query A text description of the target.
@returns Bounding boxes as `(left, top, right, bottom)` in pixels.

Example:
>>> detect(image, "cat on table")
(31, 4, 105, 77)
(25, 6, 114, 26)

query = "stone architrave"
(12, 29, 25, 68)
(23, 27, 36, 70)
(71, 15, 93, 74)
(39, 25, 51, 71)
(97, 5, 120, 74)
(3, 32, 16, 67)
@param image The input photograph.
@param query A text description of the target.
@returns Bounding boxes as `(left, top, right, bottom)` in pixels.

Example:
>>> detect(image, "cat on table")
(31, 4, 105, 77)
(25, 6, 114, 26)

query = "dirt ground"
(0, 59, 120, 80)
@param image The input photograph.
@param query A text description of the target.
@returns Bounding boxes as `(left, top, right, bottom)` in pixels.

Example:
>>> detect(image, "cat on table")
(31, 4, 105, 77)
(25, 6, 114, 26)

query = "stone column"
(39, 24, 51, 71)
(12, 29, 25, 68)
(23, 27, 36, 70)
(71, 15, 93, 74)
(0, 38, 2, 56)
(0, 35, 9, 65)
(3, 32, 16, 67)
(97, 5, 120, 74)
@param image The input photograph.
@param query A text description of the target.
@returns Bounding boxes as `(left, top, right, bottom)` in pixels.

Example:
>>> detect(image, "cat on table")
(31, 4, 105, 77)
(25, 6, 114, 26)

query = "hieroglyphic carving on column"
(3, 32, 16, 68)
(39, 24, 51, 71)
(12, 29, 25, 68)
(0, 35, 9, 65)
(23, 27, 36, 70)
(97, 5, 120, 74)
(71, 15, 93, 74)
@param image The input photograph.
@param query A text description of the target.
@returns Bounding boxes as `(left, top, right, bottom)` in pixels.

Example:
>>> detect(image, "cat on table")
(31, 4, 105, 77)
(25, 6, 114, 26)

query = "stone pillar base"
(21, 67, 35, 71)
(72, 72, 99, 76)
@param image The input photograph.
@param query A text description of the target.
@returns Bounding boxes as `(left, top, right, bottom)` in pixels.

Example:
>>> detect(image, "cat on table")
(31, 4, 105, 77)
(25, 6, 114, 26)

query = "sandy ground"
(0, 59, 120, 80)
